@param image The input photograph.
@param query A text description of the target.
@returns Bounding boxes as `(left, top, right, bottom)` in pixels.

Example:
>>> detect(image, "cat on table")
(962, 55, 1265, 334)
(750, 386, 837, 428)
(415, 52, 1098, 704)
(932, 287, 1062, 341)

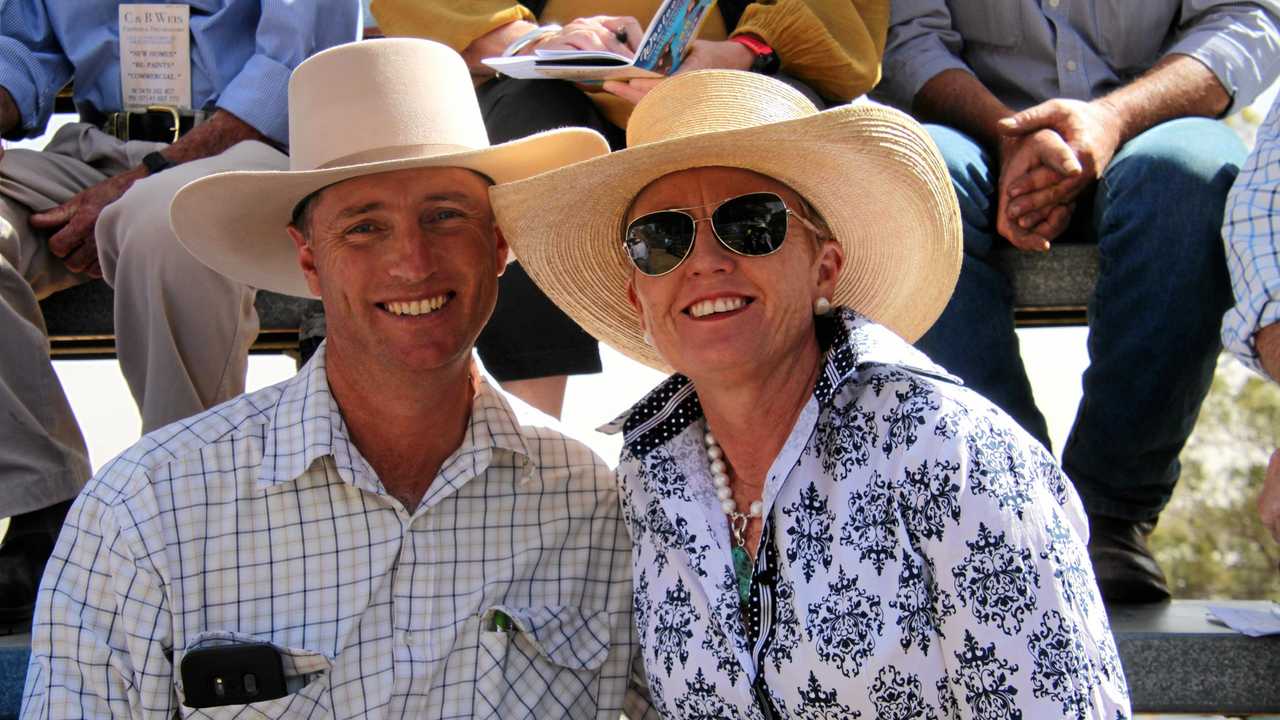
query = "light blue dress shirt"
(0, 0, 361, 145)
(879, 0, 1280, 114)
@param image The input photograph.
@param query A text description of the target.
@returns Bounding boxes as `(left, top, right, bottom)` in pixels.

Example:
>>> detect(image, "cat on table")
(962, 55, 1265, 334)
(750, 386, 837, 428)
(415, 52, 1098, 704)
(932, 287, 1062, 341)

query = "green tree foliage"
(1150, 358, 1280, 600)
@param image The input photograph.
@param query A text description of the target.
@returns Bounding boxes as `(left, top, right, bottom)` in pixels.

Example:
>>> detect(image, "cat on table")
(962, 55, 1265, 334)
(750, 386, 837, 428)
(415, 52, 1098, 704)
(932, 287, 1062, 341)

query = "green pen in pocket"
(491, 610, 512, 633)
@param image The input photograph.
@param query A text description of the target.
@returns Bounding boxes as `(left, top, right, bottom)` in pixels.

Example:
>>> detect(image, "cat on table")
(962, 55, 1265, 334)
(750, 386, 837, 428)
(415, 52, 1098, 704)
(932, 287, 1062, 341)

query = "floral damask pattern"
(890, 548, 955, 656)
(954, 630, 1023, 720)
(952, 522, 1041, 635)
(652, 578, 698, 677)
(840, 470, 899, 575)
(1027, 610, 1098, 720)
(871, 666, 939, 720)
(783, 481, 835, 582)
(900, 458, 963, 545)
(805, 566, 884, 676)
(813, 398, 878, 480)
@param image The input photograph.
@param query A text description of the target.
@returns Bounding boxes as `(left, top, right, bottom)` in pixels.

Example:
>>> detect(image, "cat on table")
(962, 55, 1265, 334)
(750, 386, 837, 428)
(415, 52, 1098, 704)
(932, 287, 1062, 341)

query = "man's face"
(287, 166, 507, 376)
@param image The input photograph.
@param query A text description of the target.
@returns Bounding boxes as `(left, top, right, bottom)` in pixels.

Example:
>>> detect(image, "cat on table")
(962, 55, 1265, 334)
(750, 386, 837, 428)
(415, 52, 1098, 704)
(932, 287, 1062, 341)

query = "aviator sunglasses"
(623, 191, 829, 276)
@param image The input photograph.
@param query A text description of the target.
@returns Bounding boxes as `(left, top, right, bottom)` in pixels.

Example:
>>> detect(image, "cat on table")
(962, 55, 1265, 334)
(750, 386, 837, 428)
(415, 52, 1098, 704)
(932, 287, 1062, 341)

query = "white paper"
(119, 4, 192, 110)
(1206, 603, 1280, 637)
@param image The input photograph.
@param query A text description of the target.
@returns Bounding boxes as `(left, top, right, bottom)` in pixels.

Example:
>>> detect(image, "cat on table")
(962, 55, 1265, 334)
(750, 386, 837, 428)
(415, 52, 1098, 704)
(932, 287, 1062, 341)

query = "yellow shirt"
(371, 0, 887, 128)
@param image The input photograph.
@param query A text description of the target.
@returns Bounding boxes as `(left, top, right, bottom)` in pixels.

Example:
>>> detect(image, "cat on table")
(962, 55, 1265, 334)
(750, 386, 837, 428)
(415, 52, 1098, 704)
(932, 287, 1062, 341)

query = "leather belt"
(95, 106, 209, 143)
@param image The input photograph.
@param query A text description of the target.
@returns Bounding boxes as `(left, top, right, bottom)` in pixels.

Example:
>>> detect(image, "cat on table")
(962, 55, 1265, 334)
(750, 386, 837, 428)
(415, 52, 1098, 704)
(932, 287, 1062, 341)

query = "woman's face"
(626, 166, 843, 381)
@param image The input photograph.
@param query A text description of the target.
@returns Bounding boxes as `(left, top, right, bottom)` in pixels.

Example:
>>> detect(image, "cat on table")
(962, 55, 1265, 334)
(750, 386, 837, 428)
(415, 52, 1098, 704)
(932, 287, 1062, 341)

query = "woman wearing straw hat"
(491, 71, 1130, 717)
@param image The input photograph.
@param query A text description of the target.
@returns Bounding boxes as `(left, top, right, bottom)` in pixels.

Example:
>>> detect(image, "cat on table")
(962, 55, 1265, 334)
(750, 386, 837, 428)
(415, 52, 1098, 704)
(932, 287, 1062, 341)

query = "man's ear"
(287, 225, 324, 297)
(814, 238, 844, 302)
(493, 223, 510, 277)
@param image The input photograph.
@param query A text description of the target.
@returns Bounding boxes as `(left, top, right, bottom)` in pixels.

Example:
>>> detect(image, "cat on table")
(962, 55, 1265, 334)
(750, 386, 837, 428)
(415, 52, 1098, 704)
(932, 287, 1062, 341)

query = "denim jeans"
(917, 118, 1244, 522)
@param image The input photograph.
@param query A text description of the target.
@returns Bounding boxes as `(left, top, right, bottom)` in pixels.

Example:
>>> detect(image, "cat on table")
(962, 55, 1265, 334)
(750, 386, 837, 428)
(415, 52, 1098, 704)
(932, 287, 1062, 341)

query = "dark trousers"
(474, 78, 626, 381)
(916, 119, 1244, 522)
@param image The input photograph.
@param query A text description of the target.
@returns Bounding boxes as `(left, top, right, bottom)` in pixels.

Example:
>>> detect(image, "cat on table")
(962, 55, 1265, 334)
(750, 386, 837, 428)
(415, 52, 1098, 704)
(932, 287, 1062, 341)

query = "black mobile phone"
(179, 642, 289, 708)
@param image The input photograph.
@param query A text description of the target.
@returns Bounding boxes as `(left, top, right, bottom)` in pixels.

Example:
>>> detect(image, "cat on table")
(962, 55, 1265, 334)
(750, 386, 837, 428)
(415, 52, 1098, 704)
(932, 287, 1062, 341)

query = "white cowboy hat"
(170, 38, 610, 298)
(489, 70, 963, 371)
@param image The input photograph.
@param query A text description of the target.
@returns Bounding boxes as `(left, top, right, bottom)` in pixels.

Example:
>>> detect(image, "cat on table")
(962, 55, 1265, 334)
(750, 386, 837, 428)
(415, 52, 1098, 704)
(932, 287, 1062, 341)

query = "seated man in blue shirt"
(877, 1, 1280, 602)
(0, 1, 359, 629)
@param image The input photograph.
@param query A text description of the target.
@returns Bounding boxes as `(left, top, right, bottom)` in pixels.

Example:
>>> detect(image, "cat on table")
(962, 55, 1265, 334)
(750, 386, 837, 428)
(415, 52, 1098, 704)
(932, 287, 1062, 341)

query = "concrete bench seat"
(41, 280, 323, 359)
(1, 599, 1275, 717)
(38, 244, 1100, 360)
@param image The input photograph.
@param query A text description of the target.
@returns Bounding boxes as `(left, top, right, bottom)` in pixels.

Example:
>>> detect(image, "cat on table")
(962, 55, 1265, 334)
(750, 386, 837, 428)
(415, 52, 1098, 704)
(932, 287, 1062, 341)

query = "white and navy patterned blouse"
(23, 343, 651, 720)
(607, 309, 1131, 719)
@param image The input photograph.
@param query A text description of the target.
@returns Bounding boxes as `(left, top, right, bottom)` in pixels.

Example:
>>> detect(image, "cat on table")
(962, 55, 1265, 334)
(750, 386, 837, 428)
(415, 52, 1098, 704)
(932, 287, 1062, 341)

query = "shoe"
(1086, 514, 1172, 604)
(0, 500, 73, 633)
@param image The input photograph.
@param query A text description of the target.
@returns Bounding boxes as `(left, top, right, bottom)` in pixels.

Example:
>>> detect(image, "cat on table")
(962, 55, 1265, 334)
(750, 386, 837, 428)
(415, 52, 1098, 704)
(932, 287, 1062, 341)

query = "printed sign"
(119, 4, 192, 109)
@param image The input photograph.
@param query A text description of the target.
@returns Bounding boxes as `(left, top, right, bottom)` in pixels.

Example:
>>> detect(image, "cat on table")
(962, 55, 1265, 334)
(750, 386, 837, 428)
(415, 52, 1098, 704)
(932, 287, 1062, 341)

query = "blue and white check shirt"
(22, 343, 651, 719)
(1223, 96, 1280, 376)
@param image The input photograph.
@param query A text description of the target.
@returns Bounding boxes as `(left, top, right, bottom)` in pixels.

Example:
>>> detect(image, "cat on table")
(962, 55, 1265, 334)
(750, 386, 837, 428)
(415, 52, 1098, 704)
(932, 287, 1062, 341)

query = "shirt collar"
(259, 342, 532, 490)
(602, 308, 960, 456)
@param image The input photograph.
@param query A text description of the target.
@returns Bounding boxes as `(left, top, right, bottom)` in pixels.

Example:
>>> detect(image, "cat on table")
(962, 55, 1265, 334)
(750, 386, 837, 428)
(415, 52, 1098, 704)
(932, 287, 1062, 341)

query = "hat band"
(307, 142, 485, 171)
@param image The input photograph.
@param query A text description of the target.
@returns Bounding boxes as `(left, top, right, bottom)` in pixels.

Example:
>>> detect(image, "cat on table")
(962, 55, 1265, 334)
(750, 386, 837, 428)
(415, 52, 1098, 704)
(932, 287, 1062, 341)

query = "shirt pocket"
(474, 604, 613, 719)
(1092, 0, 1176, 77)
(179, 630, 334, 720)
(948, 0, 1024, 50)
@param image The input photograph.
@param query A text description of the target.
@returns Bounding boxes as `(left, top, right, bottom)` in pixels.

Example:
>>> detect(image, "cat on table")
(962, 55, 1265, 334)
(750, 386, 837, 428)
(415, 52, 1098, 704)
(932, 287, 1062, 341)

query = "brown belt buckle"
(147, 105, 182, 143)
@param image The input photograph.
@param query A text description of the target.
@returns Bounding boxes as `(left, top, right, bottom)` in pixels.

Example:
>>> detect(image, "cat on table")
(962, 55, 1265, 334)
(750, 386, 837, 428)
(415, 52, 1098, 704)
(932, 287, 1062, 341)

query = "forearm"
(461, 19, 539, 74)
(109, 110, 265, 187)
(1259, 323, 1280, 382)
(143, 109, 264, 167)
(1095, 53, 1231, 147)
(912, 68, 1014, 151)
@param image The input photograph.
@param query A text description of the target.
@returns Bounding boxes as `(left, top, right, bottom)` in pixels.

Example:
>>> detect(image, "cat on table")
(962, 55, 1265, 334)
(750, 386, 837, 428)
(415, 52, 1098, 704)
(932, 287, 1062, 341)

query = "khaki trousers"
(0, 123, 287, 516)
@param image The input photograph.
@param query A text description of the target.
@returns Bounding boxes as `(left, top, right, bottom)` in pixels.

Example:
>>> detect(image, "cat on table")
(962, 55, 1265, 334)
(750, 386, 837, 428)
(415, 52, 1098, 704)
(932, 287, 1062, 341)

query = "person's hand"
(527, 15, 644, 57)
(1261, 449, 1280, 544)
(28, 170, 140, 278)
(997, 98, 1124, 232)
(601, 39, 754, 105)
(994, 128, 1081, 251)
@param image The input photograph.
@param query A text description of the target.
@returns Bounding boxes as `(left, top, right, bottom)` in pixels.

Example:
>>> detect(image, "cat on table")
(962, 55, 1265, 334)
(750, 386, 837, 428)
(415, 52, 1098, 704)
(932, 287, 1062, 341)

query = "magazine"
(482, 0, 716, 81)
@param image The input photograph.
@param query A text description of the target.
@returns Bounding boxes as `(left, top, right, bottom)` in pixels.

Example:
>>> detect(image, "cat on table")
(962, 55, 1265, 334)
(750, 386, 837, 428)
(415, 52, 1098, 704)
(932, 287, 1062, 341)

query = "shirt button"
(1048, 0, 1060, 7)
(1066, 59, 1078, 71)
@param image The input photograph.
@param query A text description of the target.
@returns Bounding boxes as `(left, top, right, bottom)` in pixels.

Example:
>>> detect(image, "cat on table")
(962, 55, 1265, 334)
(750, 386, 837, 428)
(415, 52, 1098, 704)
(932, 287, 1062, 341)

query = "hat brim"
(490, 102, 963, 372)
(171, 127, 611, 298)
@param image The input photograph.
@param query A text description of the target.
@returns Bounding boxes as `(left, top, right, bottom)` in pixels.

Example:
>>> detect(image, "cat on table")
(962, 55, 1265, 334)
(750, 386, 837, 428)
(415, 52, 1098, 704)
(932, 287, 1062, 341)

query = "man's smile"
(378, 292, 455, 317)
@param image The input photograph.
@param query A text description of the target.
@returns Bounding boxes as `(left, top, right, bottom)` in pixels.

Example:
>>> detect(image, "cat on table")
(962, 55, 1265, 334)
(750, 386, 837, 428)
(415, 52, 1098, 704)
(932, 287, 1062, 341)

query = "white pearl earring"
(643, 331, 654, 346)
(813, 296, 832, 316)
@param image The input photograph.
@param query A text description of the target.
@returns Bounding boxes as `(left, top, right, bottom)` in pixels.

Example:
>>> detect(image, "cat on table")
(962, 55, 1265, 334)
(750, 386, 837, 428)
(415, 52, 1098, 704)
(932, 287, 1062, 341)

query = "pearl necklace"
(705, 429, 761, 604)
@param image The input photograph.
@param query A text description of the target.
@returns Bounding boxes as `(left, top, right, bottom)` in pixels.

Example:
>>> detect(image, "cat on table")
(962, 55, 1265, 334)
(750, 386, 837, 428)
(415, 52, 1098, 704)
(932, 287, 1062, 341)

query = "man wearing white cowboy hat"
(22, 40, 651, 719)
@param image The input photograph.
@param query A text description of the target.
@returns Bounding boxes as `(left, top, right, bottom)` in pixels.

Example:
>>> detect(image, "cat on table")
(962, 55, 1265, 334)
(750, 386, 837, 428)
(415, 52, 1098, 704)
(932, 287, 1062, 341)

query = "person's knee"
(98, 177, 193, 281)
(1105, 118, 1246, 202)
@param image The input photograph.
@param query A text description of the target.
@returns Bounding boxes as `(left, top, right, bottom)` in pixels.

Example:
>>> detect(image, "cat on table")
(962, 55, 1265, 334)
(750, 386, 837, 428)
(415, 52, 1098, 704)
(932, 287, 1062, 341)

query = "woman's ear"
(627, 278, 647, 333)
(814, 237, 844, 301)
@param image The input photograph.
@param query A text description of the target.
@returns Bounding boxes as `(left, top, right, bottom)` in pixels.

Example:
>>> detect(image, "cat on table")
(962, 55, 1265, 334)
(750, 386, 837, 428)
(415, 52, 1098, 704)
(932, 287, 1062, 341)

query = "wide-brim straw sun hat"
(489, 70, 962, 372)
(170, 38, 610, 298)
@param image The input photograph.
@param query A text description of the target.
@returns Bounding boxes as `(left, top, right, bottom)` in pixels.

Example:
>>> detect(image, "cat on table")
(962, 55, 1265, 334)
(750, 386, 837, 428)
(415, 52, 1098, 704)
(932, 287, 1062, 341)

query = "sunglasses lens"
(712, 192, 789, 256)
(625, 211, 695, 275)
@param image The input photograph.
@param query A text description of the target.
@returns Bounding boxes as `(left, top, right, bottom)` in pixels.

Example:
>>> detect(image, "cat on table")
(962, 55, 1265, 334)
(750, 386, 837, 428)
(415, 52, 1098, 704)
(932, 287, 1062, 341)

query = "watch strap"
(729, 34, 780, 75)
(142, 151, 174, 175)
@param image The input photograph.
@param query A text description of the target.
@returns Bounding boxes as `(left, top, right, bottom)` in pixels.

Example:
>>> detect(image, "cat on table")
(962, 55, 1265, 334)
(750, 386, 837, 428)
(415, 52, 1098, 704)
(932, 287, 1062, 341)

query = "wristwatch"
(730, 34, 780, 76)
(142, 150, 174, 175)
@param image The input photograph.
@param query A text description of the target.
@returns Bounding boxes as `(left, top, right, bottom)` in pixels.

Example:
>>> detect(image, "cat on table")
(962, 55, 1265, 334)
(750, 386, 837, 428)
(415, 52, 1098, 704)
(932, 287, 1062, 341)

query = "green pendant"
(732, 546, 752, 604)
